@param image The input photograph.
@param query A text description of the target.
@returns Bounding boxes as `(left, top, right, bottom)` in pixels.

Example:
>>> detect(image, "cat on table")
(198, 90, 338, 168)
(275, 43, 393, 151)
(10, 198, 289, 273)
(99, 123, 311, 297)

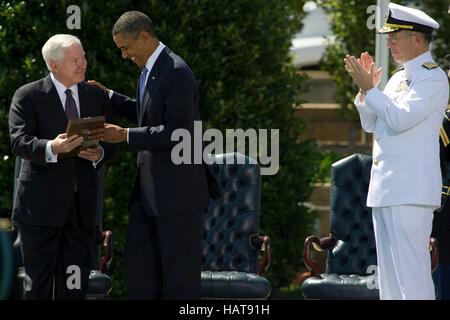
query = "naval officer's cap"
(378, 3, 439, 34)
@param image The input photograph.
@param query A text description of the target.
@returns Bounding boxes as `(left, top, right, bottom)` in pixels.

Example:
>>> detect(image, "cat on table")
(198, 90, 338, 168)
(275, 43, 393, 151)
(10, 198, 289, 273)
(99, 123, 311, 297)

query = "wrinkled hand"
(78, 146, 103, 162)
(359, 51, 373, 72)
(344, 54, 379, 92)
(88, 123, 127, 143)
(358, 52, 383, 88)
(87, 80, 111, 93)
(51, 133, 84, 154)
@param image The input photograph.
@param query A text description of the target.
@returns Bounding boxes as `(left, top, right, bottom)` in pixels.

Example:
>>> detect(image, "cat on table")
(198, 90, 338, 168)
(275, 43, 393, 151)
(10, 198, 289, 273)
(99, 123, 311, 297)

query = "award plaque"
(61, 116, 105, 158)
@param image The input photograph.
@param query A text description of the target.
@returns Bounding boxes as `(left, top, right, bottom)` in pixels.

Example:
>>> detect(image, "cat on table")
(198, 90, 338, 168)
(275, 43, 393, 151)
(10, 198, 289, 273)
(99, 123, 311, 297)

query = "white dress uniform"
(354, 3, 449, 300)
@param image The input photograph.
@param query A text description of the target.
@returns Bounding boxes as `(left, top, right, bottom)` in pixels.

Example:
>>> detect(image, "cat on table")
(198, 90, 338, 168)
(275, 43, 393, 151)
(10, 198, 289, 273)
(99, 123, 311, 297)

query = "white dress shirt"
(45, 73, 103, 166)
(113, 41, 166, 142)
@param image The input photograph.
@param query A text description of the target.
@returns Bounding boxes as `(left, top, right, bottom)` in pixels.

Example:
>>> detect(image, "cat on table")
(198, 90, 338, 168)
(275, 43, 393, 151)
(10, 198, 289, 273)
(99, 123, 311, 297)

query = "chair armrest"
(99, 230, 113, 274)
(303, 234, 337, 277)
(249, 234, 272, 276)
(430, 237, 439, 272)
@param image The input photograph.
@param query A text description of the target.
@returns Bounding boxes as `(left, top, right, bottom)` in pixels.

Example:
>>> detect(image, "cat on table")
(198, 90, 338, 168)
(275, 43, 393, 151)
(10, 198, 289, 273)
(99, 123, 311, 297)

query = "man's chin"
(390, 54, 401, 63)
(130, 58, 140, 67)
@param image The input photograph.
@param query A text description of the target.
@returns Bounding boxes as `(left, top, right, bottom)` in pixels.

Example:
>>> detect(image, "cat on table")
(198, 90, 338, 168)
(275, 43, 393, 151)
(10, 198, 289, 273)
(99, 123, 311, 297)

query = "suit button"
(374, 159, 379, 166)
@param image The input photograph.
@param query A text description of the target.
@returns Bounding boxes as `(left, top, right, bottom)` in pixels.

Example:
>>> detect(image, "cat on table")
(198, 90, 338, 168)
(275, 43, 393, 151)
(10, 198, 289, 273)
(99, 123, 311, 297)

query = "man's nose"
(121, 51, 127, 59)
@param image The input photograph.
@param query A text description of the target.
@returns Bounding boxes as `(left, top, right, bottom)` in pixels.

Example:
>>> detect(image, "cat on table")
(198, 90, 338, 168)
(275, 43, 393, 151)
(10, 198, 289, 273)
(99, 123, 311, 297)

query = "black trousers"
(19, 192, 95, 300)
(124, 191, 203, 299)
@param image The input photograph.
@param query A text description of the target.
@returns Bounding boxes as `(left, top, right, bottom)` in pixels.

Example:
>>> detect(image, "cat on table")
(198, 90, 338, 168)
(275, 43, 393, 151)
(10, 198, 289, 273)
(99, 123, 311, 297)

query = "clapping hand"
(344, 52, 382, 93)
(358, 52, 383, 88)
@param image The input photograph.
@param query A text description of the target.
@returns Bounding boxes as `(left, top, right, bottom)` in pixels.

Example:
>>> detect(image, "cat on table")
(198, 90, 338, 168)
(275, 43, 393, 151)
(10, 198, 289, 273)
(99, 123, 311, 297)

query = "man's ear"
(139, 31, 148, 42)
(139, 31, 152, 42)
(50, 60, 58, 73)
(416, 33, 425, 45)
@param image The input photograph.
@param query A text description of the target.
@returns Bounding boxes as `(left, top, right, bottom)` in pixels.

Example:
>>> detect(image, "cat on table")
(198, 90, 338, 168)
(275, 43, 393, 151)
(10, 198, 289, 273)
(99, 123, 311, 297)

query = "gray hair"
(41, 34, 82, 71)
(112, 11, 156, 38)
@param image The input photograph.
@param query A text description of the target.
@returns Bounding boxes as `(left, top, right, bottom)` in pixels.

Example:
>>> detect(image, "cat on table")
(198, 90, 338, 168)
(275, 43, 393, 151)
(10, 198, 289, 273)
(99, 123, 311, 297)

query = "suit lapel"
(139, 71, 158, 126)
(42, 75, 68, 130)
(139, 47, 170, 126)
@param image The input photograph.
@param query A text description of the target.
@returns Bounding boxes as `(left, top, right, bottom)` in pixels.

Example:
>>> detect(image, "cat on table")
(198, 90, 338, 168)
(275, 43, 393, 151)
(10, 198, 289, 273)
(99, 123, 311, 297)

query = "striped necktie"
(65, 89, 79, 119)
(139, 66, 149, 104)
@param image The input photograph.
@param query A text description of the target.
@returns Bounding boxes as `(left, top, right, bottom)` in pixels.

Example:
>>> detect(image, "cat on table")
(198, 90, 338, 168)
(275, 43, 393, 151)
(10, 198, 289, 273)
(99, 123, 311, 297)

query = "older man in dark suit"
(89, 11, 209, 299)
(9, 34, 112, 299)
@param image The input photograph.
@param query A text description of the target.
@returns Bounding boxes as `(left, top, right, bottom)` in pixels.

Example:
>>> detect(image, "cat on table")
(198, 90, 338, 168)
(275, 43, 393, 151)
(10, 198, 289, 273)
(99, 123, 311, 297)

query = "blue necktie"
(139, 66, 148, 104)
(65, 89, 79, 119)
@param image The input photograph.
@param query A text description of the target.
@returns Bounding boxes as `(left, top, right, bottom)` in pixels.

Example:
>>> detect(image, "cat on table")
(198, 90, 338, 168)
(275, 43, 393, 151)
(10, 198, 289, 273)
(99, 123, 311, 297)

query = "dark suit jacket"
(9, 75, 113, 228)
(110, 46, 209, 216)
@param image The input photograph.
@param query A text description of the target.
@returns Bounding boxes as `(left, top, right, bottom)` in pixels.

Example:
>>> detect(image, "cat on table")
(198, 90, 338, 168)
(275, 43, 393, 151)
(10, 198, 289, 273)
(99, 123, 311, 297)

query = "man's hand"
(344, 54, 381, 92)
(87, 80, 111, 93)
(89, 123, 127, 143)
(78, 146, 103, 162)
(51, 133, 84, 154)
(358, 52, 383, 88)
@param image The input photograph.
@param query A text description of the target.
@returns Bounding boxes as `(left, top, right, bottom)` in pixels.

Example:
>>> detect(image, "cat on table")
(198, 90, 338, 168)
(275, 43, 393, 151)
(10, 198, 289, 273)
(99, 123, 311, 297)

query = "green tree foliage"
(0, 0, 320, 297)
(320, 0, 377, 120)
(320, 0, 450, 120)
(414, 0, 450, 68)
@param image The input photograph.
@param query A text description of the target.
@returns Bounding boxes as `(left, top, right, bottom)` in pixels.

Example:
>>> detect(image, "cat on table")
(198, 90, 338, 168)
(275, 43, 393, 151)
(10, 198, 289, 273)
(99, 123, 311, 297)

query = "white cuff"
(365, 87, 377, 100)
(355, 92, 365, 106)
(92, 146, 105, 169)
(45, 140, 58, 163)
(149, 125, 164, 134)
(108, 90, 114, 99)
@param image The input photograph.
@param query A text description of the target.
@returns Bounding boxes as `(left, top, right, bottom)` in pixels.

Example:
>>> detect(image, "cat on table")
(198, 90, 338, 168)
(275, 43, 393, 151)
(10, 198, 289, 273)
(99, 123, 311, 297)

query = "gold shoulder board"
(422, 62, 438, 70)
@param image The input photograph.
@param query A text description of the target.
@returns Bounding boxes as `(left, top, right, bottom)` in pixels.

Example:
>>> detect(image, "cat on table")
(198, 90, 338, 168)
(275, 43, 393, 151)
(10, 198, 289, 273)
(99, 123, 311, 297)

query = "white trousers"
(372, 205, 435, 300)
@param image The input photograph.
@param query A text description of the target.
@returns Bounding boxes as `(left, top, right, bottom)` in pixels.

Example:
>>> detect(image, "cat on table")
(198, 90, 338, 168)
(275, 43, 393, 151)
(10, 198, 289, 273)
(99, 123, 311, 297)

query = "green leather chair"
(300, 154, 438, 299)
(0, 230, 15, 300)
(201, 153, 272, 299)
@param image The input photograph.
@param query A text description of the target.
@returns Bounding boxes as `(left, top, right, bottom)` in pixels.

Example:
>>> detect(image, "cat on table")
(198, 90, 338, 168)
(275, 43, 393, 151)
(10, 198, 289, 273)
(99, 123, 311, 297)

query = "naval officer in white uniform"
(344, 3, 449, 300)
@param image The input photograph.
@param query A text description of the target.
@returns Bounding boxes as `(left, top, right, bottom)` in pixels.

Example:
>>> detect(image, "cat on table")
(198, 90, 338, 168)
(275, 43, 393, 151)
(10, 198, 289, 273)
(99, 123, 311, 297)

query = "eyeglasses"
(386, 33, 416, 44)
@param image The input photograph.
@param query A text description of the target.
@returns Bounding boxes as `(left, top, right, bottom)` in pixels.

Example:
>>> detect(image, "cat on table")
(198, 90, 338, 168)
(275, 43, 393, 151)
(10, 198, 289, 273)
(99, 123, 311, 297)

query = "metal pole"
(375, 0, 390, 90)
